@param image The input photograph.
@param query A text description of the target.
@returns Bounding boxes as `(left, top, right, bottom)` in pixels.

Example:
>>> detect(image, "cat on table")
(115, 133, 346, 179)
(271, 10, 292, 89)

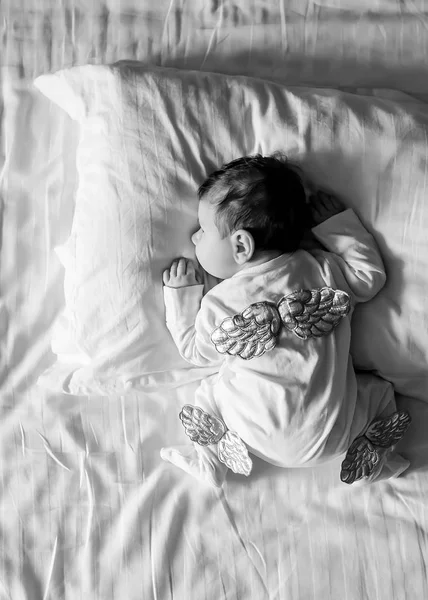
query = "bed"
(2, 1, 428, 599)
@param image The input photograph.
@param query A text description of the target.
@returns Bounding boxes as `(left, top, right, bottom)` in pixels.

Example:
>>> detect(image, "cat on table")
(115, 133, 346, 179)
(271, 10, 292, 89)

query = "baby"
(160, 153, 411, 488)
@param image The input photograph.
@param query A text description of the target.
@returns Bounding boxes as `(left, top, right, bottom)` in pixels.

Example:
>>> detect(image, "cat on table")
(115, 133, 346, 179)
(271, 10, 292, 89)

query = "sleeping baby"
(160, 153, 412, 488)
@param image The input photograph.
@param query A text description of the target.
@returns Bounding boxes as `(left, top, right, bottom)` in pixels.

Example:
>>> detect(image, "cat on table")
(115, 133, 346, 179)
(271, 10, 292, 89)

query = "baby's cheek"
(196, 243, 211, 270)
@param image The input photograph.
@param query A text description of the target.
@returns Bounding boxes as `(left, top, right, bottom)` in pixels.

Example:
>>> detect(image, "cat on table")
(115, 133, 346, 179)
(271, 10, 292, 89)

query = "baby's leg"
(160, 377, 228, 488)
(160, 443, 227, 488)
(341, 373, 411, 485)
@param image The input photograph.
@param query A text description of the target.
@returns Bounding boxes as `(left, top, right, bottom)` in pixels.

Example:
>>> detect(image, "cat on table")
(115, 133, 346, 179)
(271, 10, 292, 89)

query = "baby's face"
(191, 199, 238, 279)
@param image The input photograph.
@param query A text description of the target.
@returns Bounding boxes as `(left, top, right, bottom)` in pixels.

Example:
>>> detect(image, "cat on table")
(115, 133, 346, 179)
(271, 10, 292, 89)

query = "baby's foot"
(160, 445, 227, 488)
(348, 449, 410, 486)
(340, 410, 411, 485)
(374, 451, 410, 482)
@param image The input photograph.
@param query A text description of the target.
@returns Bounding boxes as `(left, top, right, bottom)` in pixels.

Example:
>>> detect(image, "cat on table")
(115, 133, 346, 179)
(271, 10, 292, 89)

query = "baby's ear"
(232, 229, 255, 264)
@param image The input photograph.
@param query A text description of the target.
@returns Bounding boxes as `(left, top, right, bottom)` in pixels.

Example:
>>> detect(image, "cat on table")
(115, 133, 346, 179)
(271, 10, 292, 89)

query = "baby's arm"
(309, 191, 386, 303)
(163, 258, 225, 368)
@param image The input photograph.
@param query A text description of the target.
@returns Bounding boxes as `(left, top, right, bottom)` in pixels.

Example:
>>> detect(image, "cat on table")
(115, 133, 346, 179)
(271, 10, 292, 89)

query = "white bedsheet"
(2, 1, 428, 599)
(3, 0, 428, 98)
(3, 384, 428, 599)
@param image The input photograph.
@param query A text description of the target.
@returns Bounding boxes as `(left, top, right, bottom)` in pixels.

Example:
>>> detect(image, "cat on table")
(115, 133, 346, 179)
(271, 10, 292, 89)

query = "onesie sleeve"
(311, 208, 387, 304)
(163, 284, 225, 368)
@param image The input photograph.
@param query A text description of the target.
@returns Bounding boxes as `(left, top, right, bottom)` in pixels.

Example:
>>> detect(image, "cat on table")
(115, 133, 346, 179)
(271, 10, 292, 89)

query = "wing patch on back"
(211, 287, 351, 358)
(279, 287, 351, 340)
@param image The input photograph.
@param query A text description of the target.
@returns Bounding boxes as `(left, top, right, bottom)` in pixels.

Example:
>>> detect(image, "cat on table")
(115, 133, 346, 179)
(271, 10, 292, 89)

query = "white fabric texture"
(34, 63, 428, 400)
(3, 2, 428, 600)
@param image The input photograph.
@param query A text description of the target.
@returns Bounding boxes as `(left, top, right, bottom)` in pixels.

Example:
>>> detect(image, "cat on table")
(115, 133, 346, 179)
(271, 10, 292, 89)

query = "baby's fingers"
(308, 192, 322, 207)
(320, 190, 344, 211)
(321, 193, 337, 211)
(169, 259, 179, 278)
(187, 260, 204, 283)
(311, 190, 331, 209)
(176, 257, 188, 276)
(162, 269, 170, 285)
(185, 259, 196, 274)
(308, 196, 323, 217)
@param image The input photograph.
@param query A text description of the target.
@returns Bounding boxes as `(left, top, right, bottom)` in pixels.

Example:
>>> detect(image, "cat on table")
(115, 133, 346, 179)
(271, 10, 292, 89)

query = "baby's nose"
(191, 230, 199, 245)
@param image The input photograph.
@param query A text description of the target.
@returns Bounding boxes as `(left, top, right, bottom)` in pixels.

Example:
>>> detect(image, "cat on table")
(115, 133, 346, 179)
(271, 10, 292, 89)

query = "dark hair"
(198, 153, 310, 253)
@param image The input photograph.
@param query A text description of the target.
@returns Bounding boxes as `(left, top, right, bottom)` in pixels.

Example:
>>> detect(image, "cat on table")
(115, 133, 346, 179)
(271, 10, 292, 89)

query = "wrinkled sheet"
(4, 0, 428, 98)
(1, 1, 428, 599)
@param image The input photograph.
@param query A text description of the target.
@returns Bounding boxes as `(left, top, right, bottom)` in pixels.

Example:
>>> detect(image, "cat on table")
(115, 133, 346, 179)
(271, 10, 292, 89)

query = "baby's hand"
(308, 190, 346, 226)
(163, 258, 203, 288)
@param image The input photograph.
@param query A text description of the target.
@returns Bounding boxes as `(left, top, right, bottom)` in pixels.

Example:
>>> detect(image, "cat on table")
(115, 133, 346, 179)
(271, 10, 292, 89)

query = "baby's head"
(192, 153, 310, 279)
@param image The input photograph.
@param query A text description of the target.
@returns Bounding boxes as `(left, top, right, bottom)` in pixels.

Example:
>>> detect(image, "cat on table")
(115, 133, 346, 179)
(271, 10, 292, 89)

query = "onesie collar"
(231, 251, 296, 278)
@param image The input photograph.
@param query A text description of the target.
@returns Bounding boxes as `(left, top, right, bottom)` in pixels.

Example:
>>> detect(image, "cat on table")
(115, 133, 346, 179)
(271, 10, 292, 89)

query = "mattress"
(1, 1, 428, 599)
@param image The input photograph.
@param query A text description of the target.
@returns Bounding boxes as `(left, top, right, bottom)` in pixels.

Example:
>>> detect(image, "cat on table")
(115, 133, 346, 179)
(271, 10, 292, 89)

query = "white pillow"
(35, 63, 428, 399)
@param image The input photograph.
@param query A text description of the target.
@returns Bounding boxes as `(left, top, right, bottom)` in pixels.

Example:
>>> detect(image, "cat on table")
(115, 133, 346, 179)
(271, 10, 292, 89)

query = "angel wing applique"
(179, 405, 253, 476)
(211, 287, 351, 359)
(210, 302, 281, 360)
(278, 287, 351, 340)
(340, 410, 412, 484)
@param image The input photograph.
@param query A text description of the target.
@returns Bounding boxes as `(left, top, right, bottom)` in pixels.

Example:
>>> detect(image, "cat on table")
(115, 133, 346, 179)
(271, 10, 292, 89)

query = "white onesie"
(163, 209, 399, 481)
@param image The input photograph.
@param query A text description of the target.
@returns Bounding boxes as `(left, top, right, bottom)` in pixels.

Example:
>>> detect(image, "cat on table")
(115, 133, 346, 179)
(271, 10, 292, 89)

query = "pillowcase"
(35, 62, 428, 399)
